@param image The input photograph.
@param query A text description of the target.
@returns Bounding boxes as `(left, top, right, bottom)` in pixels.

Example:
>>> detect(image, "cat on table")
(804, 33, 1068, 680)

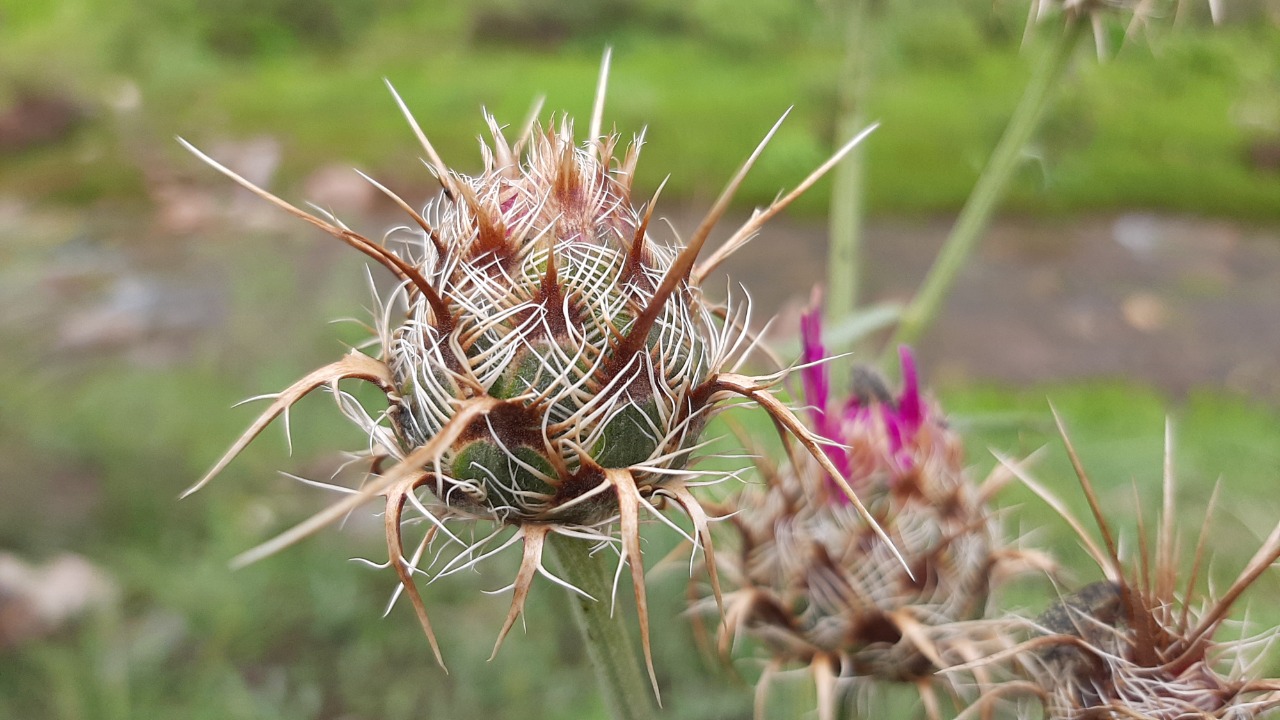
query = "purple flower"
(799, 309, 929, 499)
(723, 311, 1011, 712)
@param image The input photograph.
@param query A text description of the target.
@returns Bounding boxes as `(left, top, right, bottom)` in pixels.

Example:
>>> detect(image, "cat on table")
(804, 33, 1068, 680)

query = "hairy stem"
(883, 19, 1087, 368)
(549, 532, 660, 720)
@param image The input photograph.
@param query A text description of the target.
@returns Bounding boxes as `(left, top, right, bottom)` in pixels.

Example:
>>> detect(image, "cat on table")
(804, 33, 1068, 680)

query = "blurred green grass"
(1, 0, 1278, 216)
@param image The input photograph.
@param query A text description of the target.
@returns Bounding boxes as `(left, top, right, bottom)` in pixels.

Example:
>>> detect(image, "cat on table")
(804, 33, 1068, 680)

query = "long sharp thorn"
(606, 469, 662, 705)
(589, 47, 612, 147)
(606, 110, 792, 371)
(512, 96, 546, 158)
(814, 653, 838, 720)
(891, 610, 947, 671)
(182, 352, 393, 498)
(492, 526, 549, 659)
(1050, 403, 1123, 579)
(386, 491, 446, 669)
(1158, 417, 1176, 597)
(684, 108, 792, 279)
(694, 122, 879, 283)
(995, 449, 1110, 573)
(227, 397, 500, 569)
(1182, 519, 1280, 656)
(354, 169, 446, 257)
(179, 138, 454, 328)
(179, 138, 401, 276)
(1177, 479, 1220, 637)
(668, 483, 724, 621)
(626, 175, 668, 273)
(384, 79, 455, 197)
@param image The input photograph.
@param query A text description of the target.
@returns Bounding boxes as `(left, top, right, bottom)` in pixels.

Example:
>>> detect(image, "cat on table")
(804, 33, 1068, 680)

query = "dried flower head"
(714, 307, 1036, 719)
(179, 55, 889, 691)
(1007, 414, 1280, 719)
(1026, 0, 1222, 56)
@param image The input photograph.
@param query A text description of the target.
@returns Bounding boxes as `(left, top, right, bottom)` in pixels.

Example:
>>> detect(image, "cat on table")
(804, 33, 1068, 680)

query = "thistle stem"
(826, 0, 875, 328)
(882, 19, 1087, 368)
(549, 532, 660, 720)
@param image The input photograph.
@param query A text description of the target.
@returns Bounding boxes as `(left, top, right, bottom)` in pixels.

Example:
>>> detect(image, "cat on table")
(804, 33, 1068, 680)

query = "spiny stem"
(548, 533, 660, 720)
(882, 18, 1087, 368)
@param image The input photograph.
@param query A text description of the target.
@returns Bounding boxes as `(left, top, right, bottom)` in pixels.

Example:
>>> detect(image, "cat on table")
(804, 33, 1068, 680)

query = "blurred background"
(2, 1, 1280, 718)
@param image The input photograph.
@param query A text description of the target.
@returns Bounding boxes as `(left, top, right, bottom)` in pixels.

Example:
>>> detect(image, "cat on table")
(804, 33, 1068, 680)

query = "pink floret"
(799, 316, 930, 500)
(799, 307, 830, 429)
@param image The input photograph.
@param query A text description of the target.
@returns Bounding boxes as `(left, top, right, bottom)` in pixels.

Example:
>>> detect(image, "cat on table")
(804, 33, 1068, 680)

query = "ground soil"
(700, 211, 1280, 401)
(9, 198, 1279, 402)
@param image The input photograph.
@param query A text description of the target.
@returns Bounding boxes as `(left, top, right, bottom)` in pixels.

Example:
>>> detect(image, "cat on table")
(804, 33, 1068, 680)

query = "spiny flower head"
(179, 55, 888, 695)
(716, 308, 1032, 718)
(383, 116, 717, 528)
(1008, 417, 1280, 719)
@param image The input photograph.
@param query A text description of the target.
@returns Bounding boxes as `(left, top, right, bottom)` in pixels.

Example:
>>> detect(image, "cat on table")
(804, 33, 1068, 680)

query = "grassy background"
(2, 0, 1279, 216)
(3, 1, 1280, 718)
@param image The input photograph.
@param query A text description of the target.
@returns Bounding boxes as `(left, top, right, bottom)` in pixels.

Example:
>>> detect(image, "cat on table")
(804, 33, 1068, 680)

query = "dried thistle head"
(1009, 414, 1280, 719)
(714, 307, 1037, 719)
(179, 54, 888, 693)
(1025, 0, 1221, 56)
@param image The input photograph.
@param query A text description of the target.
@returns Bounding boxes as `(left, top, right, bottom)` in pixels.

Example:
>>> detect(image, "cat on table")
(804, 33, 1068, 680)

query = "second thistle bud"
(1015, 422, 1280, 719)
(717, 308, 1027, 713)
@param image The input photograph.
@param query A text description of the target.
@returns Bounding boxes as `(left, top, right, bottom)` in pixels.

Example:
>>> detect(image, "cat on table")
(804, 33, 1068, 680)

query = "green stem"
(549, 532, 660, 720)
(882, 19, 1087, 367)
(826, 0, 874, 330)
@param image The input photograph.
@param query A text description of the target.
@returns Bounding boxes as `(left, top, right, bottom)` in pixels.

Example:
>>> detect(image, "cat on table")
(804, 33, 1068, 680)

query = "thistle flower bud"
(716, 308, 1033, 717)
(180, 57, 888, 691)
(382, 117, 716, 528)
(1013, 418, 1280, 719)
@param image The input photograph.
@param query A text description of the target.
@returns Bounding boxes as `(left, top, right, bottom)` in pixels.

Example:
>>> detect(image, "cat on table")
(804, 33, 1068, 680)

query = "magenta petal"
(799, 308, 830, 427)
(882, 407, 906, 454)
(896, 345, 923, 432)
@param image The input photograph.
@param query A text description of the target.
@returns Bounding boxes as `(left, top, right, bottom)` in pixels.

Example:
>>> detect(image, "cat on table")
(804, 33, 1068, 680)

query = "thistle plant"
(999, 416, 1280, 719)
(179, 54, 891, 711)
(885, 0, 1214, 363)
(711, 305, 1041, 720)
